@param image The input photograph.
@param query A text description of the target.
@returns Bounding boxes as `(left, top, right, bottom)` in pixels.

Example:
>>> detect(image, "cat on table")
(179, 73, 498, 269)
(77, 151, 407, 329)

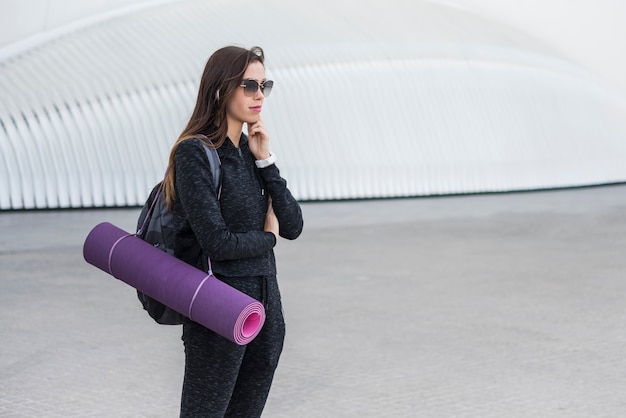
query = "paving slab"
(1, 185, 626, 417)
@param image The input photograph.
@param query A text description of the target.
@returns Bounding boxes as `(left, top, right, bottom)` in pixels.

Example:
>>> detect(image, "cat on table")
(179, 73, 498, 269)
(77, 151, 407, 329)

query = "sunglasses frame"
(240, 79, 273, 97)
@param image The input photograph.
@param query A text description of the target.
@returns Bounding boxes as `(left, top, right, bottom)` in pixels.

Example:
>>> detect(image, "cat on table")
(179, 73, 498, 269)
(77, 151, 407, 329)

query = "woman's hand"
(264, 199, 279, 240)
(248, 117, 271, 160)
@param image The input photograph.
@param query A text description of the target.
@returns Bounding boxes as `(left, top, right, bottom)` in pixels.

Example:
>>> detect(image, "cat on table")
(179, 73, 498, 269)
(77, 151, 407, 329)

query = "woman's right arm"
(175, 140, 276, 261)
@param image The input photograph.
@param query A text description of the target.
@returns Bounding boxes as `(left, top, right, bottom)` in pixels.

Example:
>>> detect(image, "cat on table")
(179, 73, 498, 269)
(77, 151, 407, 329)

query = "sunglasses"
(240, 79, 274, 97)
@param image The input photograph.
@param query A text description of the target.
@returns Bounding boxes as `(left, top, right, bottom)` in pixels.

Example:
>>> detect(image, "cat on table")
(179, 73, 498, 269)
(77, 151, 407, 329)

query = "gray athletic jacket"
(172, 135, 303, 278)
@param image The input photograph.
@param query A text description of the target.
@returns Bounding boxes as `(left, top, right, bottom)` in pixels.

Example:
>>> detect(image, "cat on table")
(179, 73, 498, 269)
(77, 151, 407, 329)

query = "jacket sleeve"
(175, 139, 276, 261)
(257, 163, 304, 240)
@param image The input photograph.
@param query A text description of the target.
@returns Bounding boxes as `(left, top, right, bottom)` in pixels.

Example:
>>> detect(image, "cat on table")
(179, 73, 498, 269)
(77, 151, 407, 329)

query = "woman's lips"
(250, 106, 262, 112)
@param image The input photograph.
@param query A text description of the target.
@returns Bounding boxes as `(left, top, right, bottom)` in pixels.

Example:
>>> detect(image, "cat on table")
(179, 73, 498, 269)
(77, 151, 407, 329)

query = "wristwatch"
(255, 152, 277, 168)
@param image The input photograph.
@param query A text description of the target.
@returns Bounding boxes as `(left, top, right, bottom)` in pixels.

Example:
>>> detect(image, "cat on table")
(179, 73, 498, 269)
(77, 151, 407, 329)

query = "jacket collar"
(224, 132, 248, 150)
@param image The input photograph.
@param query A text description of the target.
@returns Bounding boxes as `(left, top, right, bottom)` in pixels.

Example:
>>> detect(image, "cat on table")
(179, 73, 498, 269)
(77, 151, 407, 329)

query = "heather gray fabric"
(172, 134, 302, 416)
(172, 136, 303, 276)
(180, 275, 285, 417)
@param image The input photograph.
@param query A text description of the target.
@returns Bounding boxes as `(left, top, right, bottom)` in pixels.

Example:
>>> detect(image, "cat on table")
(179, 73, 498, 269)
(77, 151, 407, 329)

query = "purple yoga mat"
(83, 222, 265, 345)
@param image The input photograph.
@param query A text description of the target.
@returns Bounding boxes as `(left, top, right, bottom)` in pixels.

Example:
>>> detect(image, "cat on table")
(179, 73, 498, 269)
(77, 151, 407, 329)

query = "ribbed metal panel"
(265, 55, 626, 200)
(1, 0, 625, 209)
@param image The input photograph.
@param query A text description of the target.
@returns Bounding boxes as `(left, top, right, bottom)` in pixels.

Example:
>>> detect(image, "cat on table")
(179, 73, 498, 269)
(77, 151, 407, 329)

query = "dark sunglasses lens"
(261, 80, 273, 97)
(243, 79, 259, 95)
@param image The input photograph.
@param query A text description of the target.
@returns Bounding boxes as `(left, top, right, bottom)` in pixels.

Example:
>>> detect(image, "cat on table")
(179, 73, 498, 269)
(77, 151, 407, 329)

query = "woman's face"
(226, 61, 266, 126)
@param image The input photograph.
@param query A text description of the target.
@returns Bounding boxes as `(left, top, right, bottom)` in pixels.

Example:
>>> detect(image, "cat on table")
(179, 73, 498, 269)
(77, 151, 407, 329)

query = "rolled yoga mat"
(83, 222, 265, 345)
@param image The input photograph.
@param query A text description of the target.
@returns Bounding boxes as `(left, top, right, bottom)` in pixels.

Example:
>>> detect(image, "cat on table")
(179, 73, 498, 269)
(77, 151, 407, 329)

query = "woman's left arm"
(258, 164, 303, 240)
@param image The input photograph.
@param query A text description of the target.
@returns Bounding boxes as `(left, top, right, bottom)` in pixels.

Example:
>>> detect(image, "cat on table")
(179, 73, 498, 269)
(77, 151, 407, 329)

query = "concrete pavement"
(1, 184, 626, 417)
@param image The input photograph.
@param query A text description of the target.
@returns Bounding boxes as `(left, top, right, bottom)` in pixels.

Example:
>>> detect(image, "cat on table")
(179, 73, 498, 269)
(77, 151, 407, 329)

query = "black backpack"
(135, 142, 221, 325)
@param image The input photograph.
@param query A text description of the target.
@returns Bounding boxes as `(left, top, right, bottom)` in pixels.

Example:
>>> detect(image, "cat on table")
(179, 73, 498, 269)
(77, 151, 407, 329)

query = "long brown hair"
(162, 46, 266, 209)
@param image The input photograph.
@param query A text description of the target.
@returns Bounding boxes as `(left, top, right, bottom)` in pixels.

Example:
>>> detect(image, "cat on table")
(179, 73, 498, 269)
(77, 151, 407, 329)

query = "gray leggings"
(180, 275, 285, 417)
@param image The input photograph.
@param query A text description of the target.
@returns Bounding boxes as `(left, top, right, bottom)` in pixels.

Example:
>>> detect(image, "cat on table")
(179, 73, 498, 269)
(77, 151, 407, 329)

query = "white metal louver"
(1, 0, 625, 209)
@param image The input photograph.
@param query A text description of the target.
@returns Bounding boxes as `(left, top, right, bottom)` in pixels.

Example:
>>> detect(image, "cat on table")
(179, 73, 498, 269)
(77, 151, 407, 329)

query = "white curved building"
(1, 0, 625, 209)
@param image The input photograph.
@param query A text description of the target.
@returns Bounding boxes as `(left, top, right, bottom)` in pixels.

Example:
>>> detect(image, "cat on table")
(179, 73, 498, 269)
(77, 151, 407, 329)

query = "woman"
(162, 46, 303, 417)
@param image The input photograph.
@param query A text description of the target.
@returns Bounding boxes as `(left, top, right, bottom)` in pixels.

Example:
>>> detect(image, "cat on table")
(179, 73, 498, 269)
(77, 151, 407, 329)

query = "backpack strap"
(201, 143, 221, 199)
